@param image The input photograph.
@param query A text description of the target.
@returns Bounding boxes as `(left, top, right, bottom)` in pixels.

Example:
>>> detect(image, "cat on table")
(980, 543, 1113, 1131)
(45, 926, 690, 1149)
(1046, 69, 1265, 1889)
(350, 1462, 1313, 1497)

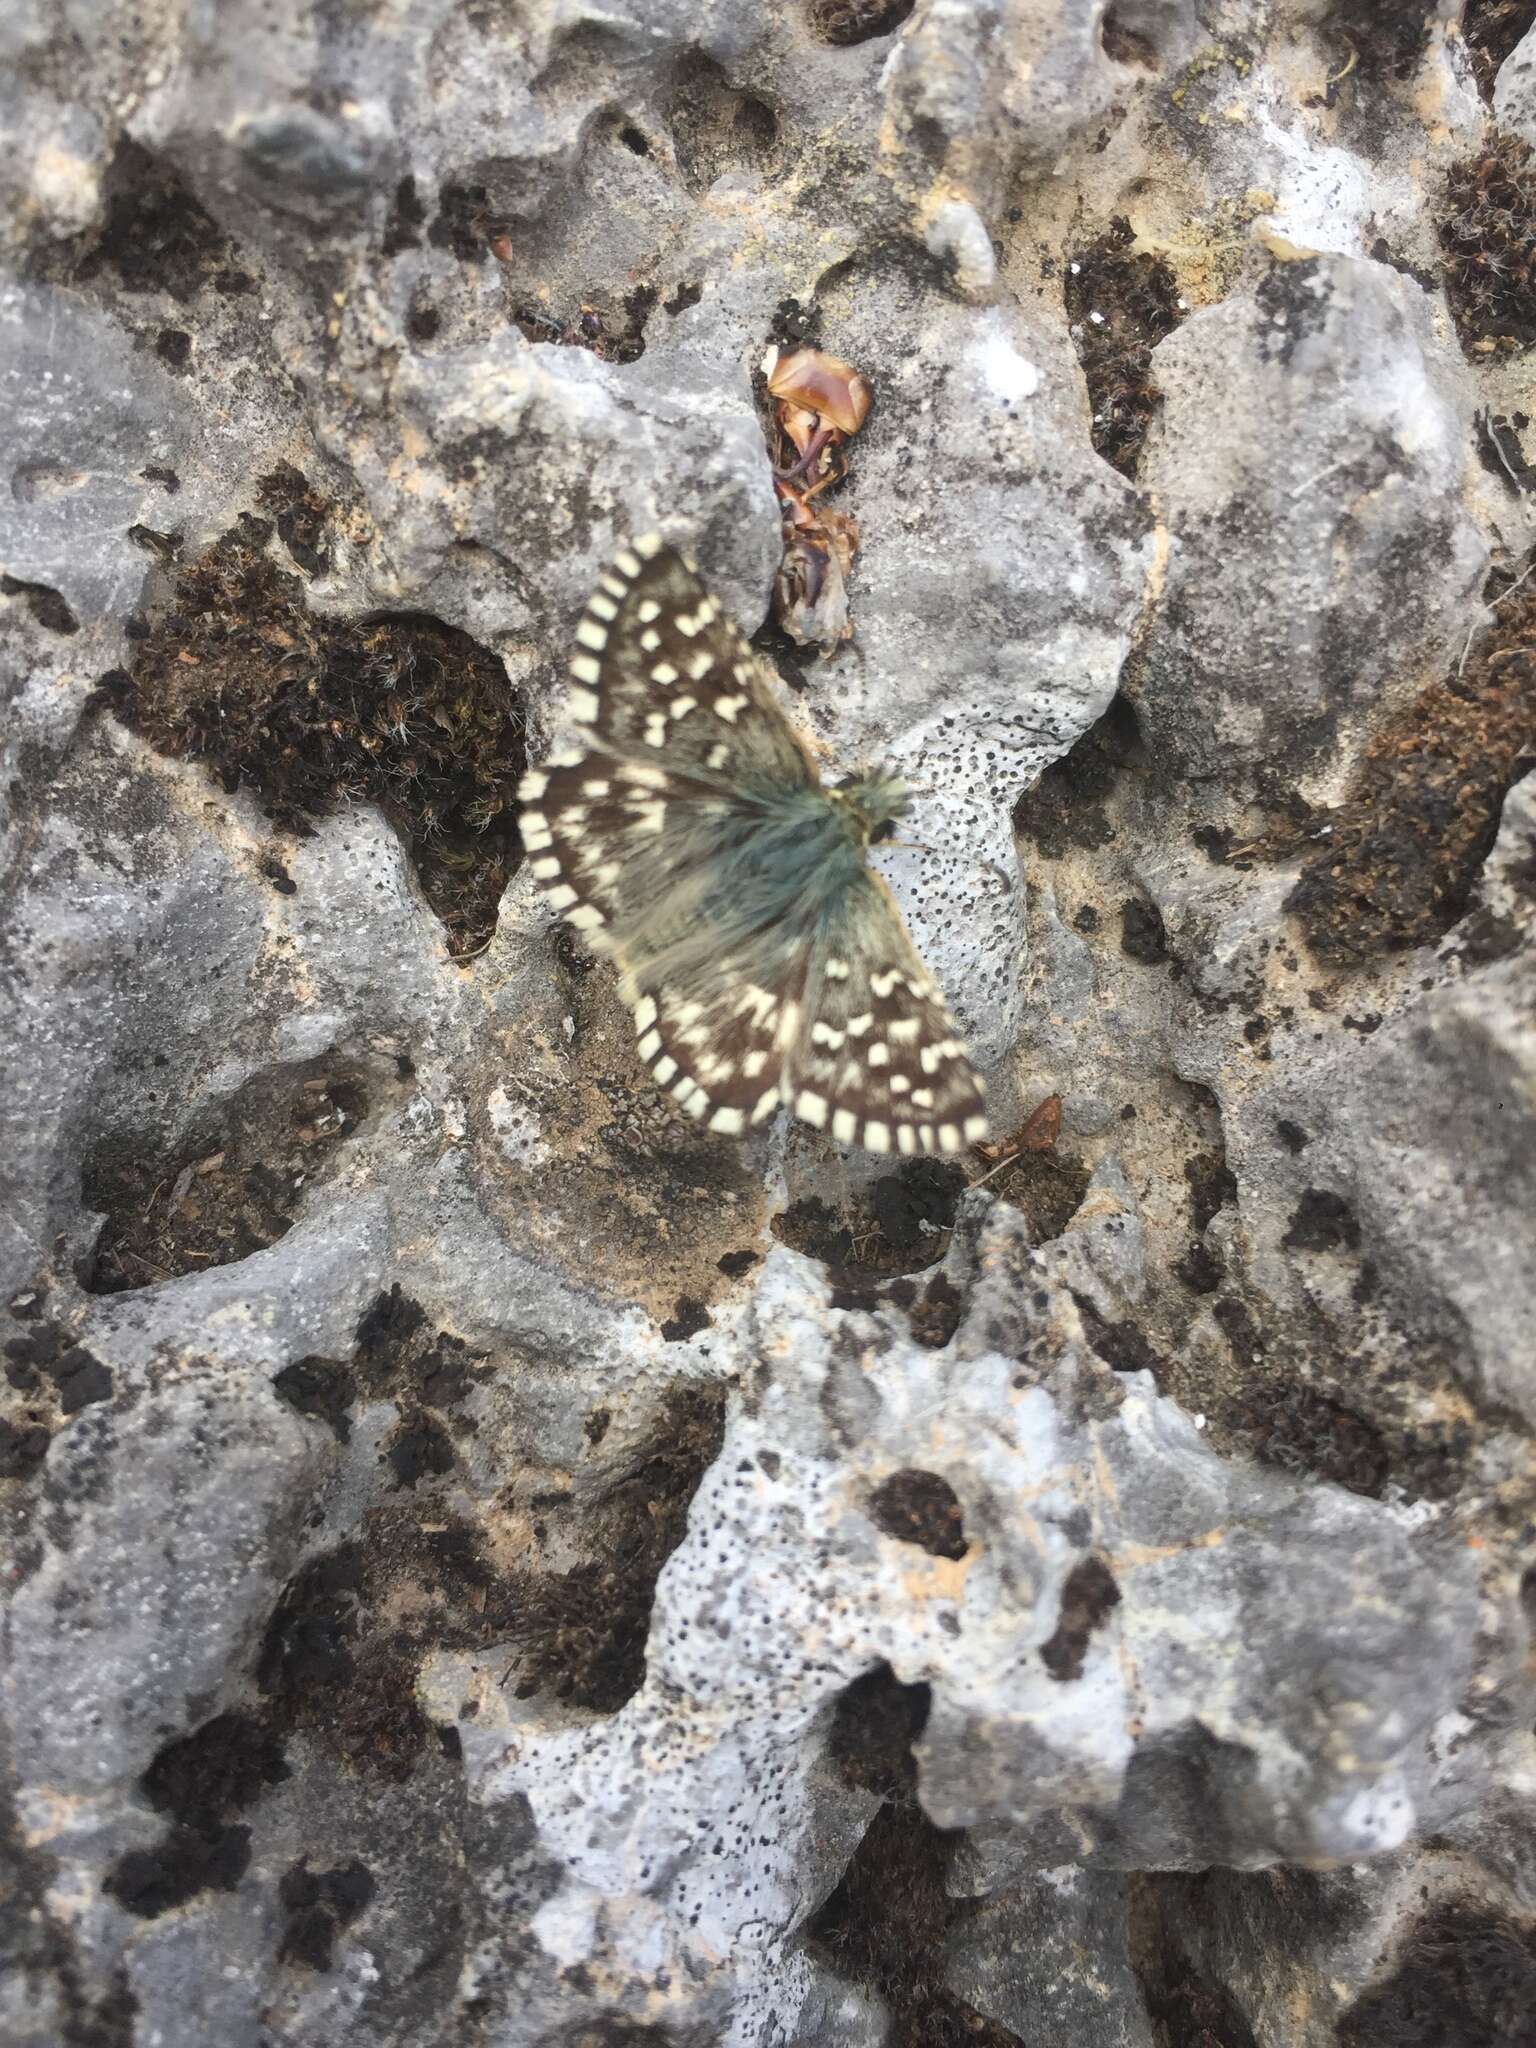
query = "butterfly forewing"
(518, 535, 989, 1154)
(562, 534, 813, 788)
(790, 872, 987, 1155)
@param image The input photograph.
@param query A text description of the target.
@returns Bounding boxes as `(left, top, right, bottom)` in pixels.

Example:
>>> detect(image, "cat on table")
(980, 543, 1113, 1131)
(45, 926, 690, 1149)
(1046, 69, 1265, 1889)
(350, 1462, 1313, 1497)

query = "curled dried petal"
(764, 346, 872, 435)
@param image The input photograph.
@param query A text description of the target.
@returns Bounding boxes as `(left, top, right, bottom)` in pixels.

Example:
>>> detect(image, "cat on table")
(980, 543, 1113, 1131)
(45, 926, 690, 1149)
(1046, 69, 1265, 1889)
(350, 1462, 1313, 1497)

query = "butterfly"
(517, 535, 988, 1156)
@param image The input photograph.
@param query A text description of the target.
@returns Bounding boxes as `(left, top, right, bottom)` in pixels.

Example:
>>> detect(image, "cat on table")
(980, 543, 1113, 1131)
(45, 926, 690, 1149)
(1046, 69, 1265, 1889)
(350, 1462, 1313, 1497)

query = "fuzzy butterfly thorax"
(517, 536, 987, 1156)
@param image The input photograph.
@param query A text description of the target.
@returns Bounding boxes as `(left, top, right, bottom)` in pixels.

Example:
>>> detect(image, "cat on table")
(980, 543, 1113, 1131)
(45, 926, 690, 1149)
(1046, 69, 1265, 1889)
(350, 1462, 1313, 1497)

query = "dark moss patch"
(805, 1773, 1021, 2047)
(908, 1271, 963, 1350)
(1101, 6, 1161, 65)
(1286, 558, 1536, 963)
(272, 1359, 356, 1441)
(508, 1383, 726, 1713)
(804, 0, 915, 42)
(1338, 1900, 1536, 2046)
(256, 463, 333, 575)
(353, 1285, 484, 1410)
(0, 1416, 50, 1479)
(1073, 1294, 1168, 1379)
(1040, 1554, 1122, 1680)
(1015, 692, 1144, 852)
(1, 574, 79, 634)
(1324, 0, 1436, 84)
(717, 1248, 758, 1277)
(1120, 896, 1169, 963)
(866, 1469, 967, 1559)
(660, 1296, 710, 1342)
(773, 1161, 967, 1280)
(142, 1713, 289, 1825)
(81, 1060, 368, 1294)
(1129, 1872, 1262, 2048)
(1063, 218, 1184, 476)
(1282, 1188, 1361, 1253)
(105, 1823, 251, 1919)
(385, 1415, 456, 1488)
(278, 1859, 376, 1970)
(74, 140, 240, 302)
(259, 1510, 519, 1780)
(1464, 1, 1536, 102)
(1441, 133, 1536, 353)
(108, 524, 525, 957)
(826, 1664, 930, 1799)
(1228, 1375, 1390, 1498)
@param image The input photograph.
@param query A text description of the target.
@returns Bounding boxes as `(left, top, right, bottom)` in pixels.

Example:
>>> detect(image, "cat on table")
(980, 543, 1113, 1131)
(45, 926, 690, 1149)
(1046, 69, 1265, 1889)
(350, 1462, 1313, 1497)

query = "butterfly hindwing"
(790, 871, 987, 1156)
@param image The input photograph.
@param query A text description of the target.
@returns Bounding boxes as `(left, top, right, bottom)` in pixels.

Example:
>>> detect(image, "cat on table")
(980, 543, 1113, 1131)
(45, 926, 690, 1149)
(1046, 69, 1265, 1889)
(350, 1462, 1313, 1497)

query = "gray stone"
(4, 0, 1535, 2041)
(1133, 256, 1486, 812)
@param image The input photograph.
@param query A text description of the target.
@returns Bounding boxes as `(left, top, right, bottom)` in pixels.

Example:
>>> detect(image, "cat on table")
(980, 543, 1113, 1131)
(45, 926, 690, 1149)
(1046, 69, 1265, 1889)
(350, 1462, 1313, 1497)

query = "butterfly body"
(518, 536, 987, 1156)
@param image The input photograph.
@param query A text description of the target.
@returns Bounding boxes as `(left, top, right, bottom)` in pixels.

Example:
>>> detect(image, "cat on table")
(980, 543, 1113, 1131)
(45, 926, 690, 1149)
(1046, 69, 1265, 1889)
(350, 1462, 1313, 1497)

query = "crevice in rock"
(506, 1382, 727, 1712)
(807, 1665, 1022, 2045)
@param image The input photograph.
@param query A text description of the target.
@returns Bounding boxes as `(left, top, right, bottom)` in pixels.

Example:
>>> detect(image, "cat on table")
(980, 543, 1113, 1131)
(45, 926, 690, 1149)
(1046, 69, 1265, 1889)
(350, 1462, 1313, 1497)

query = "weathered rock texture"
(3, 2, 1535, 2046)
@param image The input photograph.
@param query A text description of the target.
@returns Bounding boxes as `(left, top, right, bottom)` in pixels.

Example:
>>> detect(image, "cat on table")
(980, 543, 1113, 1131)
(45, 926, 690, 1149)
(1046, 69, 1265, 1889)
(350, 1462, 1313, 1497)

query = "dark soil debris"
(107, 524, 525, 957)
(774, 1161, 967, 1280)
(1063, 218, 1184, 476)
(806, 1738, 1021, 2048)
(1229, 1375, 1390, 1498)
(1286, 556, 1536, 962)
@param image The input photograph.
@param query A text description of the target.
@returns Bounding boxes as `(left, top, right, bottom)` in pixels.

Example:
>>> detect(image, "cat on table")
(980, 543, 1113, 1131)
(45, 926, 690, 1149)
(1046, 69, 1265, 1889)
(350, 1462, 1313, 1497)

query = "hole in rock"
(804, 0, 915, 43)
(81, 1058, 370, 1294)
(865, 1469, 967, 1559)
(1062, 219, 1183, 476)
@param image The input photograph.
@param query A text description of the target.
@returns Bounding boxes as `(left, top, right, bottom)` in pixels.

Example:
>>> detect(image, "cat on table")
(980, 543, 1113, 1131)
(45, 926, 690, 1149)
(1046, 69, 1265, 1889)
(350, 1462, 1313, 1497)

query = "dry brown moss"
(1285, 558, 1536, 964)
(108, 519, 524, 957)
